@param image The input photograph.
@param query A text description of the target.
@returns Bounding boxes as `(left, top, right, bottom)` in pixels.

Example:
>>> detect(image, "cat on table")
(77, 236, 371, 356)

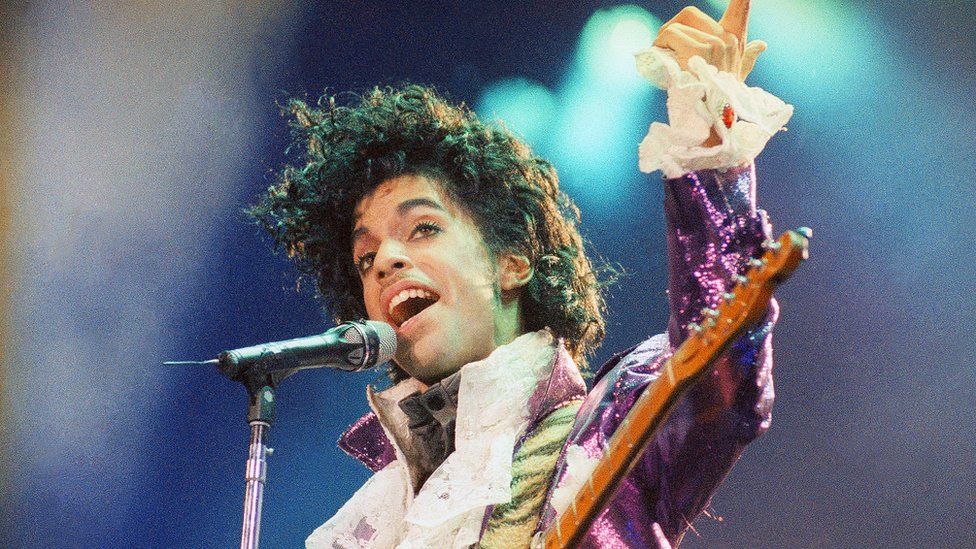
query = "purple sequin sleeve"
(664, 163, 770, 345)
(624, 164, 777, 545)
(538, 164, 778, 547)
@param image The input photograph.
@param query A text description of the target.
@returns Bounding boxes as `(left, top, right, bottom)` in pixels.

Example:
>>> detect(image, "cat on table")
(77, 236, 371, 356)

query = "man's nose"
(375, 241, 412, 280)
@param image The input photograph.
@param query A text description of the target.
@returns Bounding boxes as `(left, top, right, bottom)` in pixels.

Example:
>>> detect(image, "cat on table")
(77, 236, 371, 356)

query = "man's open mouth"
(387, 288, 440, 328)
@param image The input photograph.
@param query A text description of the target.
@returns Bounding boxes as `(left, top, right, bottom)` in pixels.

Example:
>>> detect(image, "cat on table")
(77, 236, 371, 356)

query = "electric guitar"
(535, 228, 811, 548)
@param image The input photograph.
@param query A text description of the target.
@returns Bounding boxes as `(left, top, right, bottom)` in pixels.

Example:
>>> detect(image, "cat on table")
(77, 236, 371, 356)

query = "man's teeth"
(388, 288, 437, 316)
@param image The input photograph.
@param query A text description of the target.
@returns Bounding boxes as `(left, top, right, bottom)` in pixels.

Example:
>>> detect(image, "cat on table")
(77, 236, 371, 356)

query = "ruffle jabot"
(306, 330, 562, 549)
(634, 47, 794, 178)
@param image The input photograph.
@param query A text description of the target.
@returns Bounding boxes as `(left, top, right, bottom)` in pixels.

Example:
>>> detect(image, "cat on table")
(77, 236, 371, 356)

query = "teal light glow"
(475, 5, 664, 212)
(705, 0, 882, 103)
(573, 4, 661, 88)
(475, 78, 558, 147)
(551, 5, 661, 206)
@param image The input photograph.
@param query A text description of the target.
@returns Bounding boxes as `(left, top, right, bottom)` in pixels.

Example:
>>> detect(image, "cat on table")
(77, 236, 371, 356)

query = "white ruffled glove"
(635, 46, 793, 178)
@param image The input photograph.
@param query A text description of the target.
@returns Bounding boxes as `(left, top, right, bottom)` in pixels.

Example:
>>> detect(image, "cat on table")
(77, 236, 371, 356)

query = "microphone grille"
(365, 320, 398, 362)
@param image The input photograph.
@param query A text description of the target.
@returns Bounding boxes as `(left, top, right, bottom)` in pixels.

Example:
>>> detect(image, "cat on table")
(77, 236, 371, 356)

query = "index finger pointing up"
(719, 0, 751, 41)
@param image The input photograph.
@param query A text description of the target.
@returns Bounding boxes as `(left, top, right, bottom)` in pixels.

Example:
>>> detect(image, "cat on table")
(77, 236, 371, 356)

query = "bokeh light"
(477, 5, 663, 212)
(475, 77, 558, 147)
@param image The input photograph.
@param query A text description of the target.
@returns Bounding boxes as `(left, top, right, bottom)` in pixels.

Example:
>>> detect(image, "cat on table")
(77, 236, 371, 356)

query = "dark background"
(2, 1, 974, 547)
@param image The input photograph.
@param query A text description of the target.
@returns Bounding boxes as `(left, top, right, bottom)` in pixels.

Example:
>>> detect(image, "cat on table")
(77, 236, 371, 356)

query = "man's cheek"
(363, 295, 381, 320)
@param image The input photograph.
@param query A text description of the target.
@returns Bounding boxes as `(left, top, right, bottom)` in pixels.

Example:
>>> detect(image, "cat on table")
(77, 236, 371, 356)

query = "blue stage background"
(2, 1, 974, 547)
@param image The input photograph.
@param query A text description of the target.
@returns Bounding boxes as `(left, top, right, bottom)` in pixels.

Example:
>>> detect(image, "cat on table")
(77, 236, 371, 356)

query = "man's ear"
(499, 253, 533, 292)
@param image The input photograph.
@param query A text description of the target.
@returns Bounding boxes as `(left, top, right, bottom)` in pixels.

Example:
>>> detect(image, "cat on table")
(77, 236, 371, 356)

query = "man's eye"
(356, 252, 376, 274)
(411, 221, 441, 238)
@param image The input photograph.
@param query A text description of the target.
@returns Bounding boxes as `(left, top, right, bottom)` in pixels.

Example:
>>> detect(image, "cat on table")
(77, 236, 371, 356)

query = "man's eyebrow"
(395, 197, 446, 216)
(351, 197, 446, 246)
(351, 225, 369, 247)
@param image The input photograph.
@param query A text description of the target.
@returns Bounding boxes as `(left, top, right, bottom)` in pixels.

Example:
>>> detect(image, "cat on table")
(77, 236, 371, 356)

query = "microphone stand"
(164, 320, 392, 547)
(238, 368, 292, 549)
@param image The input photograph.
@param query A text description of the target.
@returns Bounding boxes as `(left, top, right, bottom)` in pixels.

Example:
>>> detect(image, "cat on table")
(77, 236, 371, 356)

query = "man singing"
(251, 1, 792, 546)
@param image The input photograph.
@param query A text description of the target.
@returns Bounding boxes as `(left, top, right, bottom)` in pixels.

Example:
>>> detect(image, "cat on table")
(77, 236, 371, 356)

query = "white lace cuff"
(634, 47, 793, 178)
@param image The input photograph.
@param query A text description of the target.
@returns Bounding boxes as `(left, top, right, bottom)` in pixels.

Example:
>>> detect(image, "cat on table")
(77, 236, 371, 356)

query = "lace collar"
(307, 329, 578, 548)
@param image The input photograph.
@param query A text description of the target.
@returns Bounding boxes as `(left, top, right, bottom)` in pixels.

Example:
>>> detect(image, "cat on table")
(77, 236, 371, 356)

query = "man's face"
(352, 174, 520, 384)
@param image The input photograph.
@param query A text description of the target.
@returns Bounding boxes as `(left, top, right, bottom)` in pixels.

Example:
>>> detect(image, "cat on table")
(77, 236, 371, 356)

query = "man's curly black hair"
(250, 84, 609, 376)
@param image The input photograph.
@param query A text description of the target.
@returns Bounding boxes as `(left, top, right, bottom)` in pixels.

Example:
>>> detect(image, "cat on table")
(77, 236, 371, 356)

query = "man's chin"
(393, 346, 459, 385)
(398, 364, 455, 385)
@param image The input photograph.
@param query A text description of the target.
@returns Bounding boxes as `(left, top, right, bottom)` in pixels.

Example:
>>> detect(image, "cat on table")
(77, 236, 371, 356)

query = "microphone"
(166, 320, 398, 381)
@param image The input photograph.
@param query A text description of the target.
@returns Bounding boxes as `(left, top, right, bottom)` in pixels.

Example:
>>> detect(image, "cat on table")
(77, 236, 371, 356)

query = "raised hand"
(652, 0, 765, 82)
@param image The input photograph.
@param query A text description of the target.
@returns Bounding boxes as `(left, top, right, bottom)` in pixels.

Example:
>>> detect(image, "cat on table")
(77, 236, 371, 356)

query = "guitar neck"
(538, 229, 810, 549)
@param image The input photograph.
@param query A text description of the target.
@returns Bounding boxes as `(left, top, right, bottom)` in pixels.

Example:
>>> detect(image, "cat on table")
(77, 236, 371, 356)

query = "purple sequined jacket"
(338, 164, 776, 547)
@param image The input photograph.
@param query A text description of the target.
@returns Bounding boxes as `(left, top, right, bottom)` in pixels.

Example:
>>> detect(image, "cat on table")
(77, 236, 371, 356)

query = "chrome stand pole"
(240, 384, 275, 549)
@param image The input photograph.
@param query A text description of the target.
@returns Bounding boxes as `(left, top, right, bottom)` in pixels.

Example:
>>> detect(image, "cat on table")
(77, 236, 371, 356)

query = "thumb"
(740, 39, 767, 80)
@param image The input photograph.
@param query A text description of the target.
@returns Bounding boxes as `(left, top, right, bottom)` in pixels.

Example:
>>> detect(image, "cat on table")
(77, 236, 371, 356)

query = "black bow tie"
(397, 371, 463, 479)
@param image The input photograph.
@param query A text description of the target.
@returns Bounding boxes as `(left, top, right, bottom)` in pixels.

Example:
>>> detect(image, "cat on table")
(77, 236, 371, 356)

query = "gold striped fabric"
(479, 400, 583, 548)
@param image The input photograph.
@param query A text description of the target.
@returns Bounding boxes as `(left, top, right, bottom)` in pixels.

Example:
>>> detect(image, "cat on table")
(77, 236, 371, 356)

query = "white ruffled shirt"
(635, 47, 794, 178)
(306, 330, 562, 549)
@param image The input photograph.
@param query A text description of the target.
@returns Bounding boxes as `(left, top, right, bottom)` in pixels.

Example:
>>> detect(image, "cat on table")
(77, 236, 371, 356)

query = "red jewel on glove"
(722, 104, 735, 129)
